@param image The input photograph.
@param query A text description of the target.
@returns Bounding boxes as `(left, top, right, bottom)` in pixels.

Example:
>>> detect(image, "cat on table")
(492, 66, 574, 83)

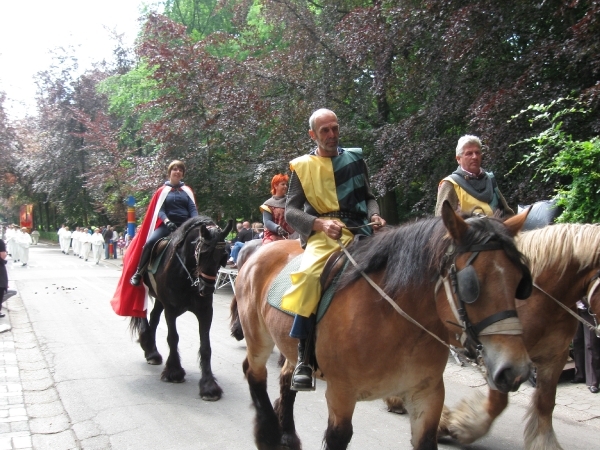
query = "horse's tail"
(229, 296, 244, 341)
(129, 317, 145, 341)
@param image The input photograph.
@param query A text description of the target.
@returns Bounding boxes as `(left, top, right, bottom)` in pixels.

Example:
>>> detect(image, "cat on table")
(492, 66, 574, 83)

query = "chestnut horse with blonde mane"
(428, 223, 600, 450)
(232, 203, 532, 449)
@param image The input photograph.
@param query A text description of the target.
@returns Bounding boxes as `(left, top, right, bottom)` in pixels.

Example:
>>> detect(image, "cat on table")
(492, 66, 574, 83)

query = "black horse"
(130, 216, 233, 401)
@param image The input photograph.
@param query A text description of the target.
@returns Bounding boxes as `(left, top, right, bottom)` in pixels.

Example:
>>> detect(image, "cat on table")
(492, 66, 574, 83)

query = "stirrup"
(291, 363, 316, 391)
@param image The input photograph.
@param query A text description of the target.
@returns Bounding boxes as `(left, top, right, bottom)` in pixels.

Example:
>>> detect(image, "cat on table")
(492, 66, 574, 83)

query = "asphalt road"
(4, 242, 599, 449)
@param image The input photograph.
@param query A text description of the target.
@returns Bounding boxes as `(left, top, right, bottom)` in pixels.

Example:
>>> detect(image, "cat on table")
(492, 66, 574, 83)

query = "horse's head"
(192, 219, 233, 296)
(437, 201, 533, 393)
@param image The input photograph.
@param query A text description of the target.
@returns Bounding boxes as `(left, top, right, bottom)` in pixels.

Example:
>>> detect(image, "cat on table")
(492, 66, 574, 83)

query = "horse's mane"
(170, 215, 216, 248)
(336, 215, 527, 299)
(517, 223, 600, 279)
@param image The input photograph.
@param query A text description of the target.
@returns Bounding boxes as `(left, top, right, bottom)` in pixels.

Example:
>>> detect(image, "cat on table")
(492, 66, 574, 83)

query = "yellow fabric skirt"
(280, 224, 353, 317)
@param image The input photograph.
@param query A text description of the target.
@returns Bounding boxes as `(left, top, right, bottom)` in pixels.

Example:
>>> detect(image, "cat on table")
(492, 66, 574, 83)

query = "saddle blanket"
(267, 254, 343, 322)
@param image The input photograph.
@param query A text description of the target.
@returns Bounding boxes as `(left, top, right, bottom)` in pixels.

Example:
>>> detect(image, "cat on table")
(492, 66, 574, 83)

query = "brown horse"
(233, 202, 532, 449)
(435, 223, 600, 449)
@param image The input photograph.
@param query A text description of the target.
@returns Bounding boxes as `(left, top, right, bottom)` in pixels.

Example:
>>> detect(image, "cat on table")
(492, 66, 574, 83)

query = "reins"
(534, 270, 600, 337)
(336, 237, 452, 350)
(336, 219, 526, 352)
(175, 225, 221, 288)
(175, 251, 200, 287)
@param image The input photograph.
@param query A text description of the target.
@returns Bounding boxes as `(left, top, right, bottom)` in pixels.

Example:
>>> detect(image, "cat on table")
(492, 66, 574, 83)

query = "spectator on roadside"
(117, 233, 126, 256)
(251, 222, 263, 240)
(229, 223, 243, 244)
(0, 237, 9, 317)
(31, 228, 40, 245)
(111, 227, 119, 259)
(228, 221, 253, 267)
(103, 225, 112, 259)
(572, 301, 600, 394)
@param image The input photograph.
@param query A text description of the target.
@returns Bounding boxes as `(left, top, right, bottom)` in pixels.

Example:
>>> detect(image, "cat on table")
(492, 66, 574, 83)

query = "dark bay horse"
(233, 203, 532, 449)
(130, 216, 232, 401)
(436, 223, 600, 449)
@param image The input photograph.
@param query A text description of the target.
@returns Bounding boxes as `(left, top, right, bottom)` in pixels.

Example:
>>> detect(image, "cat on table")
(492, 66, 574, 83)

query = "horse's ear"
(503, 207, 530, 237)
(200, 224, 211, 239)
(441, 201, 469, 241)
(221, 219, 234, 239)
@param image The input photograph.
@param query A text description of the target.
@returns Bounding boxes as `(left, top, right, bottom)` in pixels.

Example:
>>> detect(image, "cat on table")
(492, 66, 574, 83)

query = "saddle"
(266, 237, 365, 321)
(148, 237, 171, 275)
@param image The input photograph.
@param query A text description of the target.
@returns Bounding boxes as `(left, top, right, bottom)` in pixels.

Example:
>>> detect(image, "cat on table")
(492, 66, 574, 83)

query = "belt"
(318, 211, 366, 220)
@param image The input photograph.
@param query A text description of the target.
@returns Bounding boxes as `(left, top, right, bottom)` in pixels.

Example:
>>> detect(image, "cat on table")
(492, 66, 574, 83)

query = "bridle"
(337, 218, 530, 356)
(176, 225, 226, 294)
(580, 270, 600, 337)
(438, 234, 526, 357)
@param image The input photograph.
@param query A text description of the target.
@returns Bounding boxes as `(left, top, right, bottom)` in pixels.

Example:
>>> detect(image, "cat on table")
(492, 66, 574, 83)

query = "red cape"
(110, 187, 166, 317)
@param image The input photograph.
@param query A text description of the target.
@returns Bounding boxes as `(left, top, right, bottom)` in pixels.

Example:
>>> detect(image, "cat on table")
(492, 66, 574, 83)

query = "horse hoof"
(146, 358, 162, 365)
(161, 368, 186, 383)
(200, 393, 221, 402)
(161, 375, 185, 383)
(280, 433, 301, 450)
(387, 405, 408, 414)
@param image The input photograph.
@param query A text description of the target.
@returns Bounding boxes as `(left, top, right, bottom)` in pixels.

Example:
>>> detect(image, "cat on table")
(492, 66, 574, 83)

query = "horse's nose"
(491, 361, 532, 393)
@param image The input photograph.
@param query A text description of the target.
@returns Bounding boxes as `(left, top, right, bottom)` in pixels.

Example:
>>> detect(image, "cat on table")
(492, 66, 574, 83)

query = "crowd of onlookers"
(225, 221, 264, 268)
(56, 224, 130, 264)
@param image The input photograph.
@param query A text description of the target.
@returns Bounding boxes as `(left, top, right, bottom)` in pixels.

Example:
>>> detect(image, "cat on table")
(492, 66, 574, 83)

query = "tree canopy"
(1, 0, 599, 228)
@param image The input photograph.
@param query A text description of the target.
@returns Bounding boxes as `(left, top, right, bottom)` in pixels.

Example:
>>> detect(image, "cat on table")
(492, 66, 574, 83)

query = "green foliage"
(511, 99, 600, 223)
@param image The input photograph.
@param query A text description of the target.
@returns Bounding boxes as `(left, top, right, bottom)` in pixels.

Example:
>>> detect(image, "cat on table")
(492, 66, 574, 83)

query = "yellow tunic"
(280, 154, 354, 317)
(442, 176, 494, 216)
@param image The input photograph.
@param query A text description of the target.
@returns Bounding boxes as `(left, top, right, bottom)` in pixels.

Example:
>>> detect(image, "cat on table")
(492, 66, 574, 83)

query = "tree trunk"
(379, 190, 399, 226)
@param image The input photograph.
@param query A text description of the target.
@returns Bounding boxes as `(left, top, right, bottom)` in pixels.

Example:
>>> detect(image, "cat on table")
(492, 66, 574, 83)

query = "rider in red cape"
(111, 160, 197, 317)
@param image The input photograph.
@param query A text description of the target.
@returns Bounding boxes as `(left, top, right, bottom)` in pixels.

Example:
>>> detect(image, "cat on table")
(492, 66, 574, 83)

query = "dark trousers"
(573, 308, 600, 387)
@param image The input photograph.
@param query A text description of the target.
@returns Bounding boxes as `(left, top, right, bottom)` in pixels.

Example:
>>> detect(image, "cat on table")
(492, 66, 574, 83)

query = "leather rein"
(337, 227, 523, 353)
(540, 269, 600, 337)
(176, 225, 224, 288)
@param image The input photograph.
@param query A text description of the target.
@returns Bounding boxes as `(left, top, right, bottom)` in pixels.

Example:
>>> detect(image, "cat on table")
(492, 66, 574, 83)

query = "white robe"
(17, 232, 32, 265)
(59, 229, 72, 254)
(5, 228, 15, 258)
(91, 233, 104, 263)
(11, 230, 21, 262)
(80, 233, 92, 260)
(71, 230, 81, 256)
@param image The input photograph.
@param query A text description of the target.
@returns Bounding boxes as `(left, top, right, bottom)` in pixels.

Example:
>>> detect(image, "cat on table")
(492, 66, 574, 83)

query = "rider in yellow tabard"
(435, 135, 514, 218)
(281, 109, 386, 391)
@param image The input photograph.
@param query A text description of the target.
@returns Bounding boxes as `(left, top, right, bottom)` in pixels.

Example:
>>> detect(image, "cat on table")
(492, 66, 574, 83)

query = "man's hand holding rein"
(370, 214, 386, 231)
(313, 218, 345, 240)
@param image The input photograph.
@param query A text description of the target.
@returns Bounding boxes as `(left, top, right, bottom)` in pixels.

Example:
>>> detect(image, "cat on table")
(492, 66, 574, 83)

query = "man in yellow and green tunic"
(435, 135, 514, 218)
(282, 108, 386, 390)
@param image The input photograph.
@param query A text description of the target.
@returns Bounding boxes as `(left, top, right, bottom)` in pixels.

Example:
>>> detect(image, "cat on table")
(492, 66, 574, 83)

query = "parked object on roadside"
(0, 238, 10, 317)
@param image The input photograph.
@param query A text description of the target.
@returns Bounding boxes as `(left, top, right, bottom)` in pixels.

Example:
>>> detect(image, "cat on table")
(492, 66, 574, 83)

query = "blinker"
(456, 265, 480, 304)
(516, 266, 533, 300)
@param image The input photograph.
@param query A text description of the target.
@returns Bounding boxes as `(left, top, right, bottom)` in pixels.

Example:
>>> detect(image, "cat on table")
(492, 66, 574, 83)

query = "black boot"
(292, 338, 314, 391)
(130, 244, 153, 286)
